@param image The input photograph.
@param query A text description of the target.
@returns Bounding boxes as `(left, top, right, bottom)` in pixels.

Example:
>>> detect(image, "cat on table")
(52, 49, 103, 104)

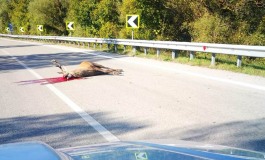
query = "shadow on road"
(0, 112, 149, 149)
(152, 118, 265, 152)
(0, 50, 126, 72)
(1, 111, 264, 153)
(0, 44, 41, 49)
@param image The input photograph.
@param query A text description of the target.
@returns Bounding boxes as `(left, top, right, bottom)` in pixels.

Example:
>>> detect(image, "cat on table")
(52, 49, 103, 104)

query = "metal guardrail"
(1, 34, 265, 67)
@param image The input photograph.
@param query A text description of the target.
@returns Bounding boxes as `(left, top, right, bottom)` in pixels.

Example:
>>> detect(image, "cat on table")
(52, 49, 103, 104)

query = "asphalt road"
(0, 38, 265, 152)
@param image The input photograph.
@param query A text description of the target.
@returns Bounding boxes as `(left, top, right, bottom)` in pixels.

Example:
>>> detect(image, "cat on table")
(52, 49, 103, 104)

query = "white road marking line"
(1, 49, 120, 143)
(47, 45, 265, 92)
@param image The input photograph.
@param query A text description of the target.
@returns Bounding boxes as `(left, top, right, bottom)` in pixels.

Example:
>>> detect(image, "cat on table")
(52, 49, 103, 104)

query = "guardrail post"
(88, 43, 90, 48)
(123, 45, 126, 52)
(133, 46, 136, 54)
(157, 49, 160, 57)
(190, 51, 194, 60)
(114, 44, 117, 52)
(144, 48, 148, 55)
(108, 44, 110, 50)
(211, 53, 216, 66)
(82, 42, 85, 48)
(100, 44, 102, 50)
(237, 55, 242, 67)
(94, 43, 96, 49)
(172, 50, 177, 59)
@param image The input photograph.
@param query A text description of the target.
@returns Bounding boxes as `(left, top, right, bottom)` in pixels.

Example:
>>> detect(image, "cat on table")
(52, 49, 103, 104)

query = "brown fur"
(51, 59, 123, 79)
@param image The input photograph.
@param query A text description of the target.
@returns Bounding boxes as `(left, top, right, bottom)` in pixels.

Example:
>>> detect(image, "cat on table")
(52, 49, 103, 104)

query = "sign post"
(132, 29, 134, 40)
(8, 23, 13, 34)
(126, 15, 140, 40)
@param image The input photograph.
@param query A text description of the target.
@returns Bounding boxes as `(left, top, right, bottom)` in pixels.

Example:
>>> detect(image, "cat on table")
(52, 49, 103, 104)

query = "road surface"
(0, 38, 265, 152)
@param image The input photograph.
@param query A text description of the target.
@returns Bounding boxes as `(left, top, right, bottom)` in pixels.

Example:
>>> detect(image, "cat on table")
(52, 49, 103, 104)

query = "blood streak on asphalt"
(16, 77, 82, 85)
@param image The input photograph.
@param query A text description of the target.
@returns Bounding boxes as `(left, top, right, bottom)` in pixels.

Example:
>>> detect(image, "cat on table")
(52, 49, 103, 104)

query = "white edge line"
(1, 49, 120, 143)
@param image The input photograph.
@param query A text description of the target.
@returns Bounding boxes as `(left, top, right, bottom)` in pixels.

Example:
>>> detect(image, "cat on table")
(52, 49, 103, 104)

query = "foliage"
(0, 0, 10, 32)
(28, 0, 69, 35)
(190, 12, 231, 43)
(66, 0, 95, 36)
(0, 0, 264, 45)
(99, 22, 119, 38)
(90, 0, 120, 37)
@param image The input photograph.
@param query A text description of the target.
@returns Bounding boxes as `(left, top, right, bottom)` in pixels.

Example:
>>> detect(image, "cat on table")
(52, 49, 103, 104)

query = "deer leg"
(112, 69, 123, 75)
(92, 62, 112, 70)
(92, 62, 123, 71)
(51, 59, 69, 77)
(94, 67, 123, 75)
(92, 62, 123, 75)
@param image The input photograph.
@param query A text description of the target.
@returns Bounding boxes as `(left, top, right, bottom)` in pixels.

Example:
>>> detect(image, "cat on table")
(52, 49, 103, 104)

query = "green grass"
(122, 48, 265, 77)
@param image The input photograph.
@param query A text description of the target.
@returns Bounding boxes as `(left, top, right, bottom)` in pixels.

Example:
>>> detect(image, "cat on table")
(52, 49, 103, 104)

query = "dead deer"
(51, 59, 123, 79)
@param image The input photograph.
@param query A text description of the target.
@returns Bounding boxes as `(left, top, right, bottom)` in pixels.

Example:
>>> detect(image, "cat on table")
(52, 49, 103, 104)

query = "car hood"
(1, 140, 265, 160)
(59, 140, 265, 160)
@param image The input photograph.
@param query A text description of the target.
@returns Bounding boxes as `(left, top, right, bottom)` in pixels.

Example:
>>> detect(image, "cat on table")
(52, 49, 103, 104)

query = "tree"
(190, 0, 265, 45)
(0, 0, 30, 34)
(91, 0, 120, 37)
(119, 0, 194, 41)
(28, 0, 69, 35)
(0, 0, 263, 45)
(66, 0, 95, 36)
(190, 12, 231, 43)
(0, 0, 10, 33)
(118, 0, 140, 39)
